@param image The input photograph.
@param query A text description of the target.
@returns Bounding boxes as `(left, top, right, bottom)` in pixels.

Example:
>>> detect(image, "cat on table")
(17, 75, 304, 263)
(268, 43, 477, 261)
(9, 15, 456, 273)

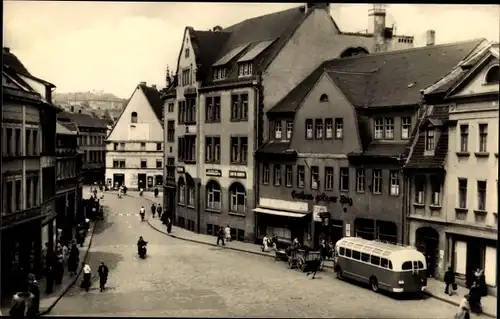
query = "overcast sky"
(4, 2, 499, 98)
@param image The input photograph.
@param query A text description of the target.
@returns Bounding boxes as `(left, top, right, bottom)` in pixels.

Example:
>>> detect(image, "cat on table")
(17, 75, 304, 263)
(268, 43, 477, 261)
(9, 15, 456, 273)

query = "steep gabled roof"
(3, 48, 31, 75)
(188, 28, 231, 81)
(139, 84, 163, 121)
(269, 39, 485, 114)
(58, 111, 108, 128)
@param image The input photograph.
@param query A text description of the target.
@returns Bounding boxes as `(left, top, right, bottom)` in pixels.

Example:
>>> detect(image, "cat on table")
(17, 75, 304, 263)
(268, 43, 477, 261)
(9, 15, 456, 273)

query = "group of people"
(149, 203, 173, 233)
(80, 261, 109, 292)
(42, 240, 81, 295)
(216, 225, 232, 246)
(446, 267, 488, 318)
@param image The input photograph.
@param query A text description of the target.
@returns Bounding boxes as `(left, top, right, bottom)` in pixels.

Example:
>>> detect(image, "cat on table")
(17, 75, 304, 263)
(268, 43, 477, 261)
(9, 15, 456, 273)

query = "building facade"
(255, 39, 486, 248)
(2, 47, 59, 294)
(163, 3, 416, 242)
(55, 121, 83, 244)
(106, 82, 163, 190)
(407, 43, 498, 292)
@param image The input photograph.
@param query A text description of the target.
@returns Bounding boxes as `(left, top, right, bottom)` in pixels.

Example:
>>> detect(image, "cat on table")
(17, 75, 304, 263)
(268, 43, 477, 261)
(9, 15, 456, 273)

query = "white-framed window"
(384, 117, 394, 139)
(213, 67, 226, 80)
(458, 178, 467, 209)
(297, 165, 305, 188)
(356, 168, 365, 193)
(311, 166, 319, 189)
(238, 62, 253, 77)
(431, 177, 441, 206)
(325, 119, 333, 139)
(275, 121, 282, 139)
(178, 179, 186, 204)
(415, 176, 425, 204)
(325, 167, 334, 190)
(479, 124, 488, 152)
(206, 181, 221, 210)
(187, 184, 195, 206)
(285, 165, 293, 187)
(286, 121, 293, 140)
(335, 118, 343, 139)
(372, 169, 382, 194)
(262, 163, 270, 185)
(315, 119, 323, 139)
(401, 117, 411, 139)
(374, 119, 384, 139)
(460, 124, 469, 152)
(425, 128, 435, 151)
(389, 170, 400, 196)
(230, 183, 246, 213)
(340, 167, 349, 192)
(305, 120, 313, 139)
(274, 165, 281, 186)
(477, 180, 487, 211)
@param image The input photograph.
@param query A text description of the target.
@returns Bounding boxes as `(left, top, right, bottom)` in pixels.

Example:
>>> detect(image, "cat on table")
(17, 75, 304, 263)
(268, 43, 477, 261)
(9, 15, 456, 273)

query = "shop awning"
(253, 207, 308, 218)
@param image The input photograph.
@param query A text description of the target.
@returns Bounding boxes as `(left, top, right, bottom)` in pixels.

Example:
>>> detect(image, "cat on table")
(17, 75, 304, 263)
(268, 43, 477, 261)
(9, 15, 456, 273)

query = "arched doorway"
(415, 227, 440, 278)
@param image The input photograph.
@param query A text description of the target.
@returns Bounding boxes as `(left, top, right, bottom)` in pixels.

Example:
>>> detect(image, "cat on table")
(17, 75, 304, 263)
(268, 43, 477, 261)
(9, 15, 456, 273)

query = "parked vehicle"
(334, 237, 427, 293)
(288, 247, 322, 272)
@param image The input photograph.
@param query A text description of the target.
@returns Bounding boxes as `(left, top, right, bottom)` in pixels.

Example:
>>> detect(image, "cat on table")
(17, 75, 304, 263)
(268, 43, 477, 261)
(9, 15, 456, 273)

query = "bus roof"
(335, 237, 417, 258)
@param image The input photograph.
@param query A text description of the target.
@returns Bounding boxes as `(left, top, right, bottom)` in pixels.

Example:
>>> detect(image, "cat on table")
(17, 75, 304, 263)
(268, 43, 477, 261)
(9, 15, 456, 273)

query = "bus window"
(417, 261, 424, 269)
(352, 250, 361, 260)
(370, 255, 380, 266)
(402, 261, 413, 270)
(361, 253, 370, 262)
(389, 261, 393, 269)
(339, 247, 345, 255)
(381, 258, 389, 268)
(345, 249, 352, 257)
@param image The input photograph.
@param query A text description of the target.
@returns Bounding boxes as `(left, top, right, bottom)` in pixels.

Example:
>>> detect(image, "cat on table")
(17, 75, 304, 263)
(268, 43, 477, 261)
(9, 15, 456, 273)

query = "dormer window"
(425, 128, 435, 151)
(274, 121, 282, 139)
(238, 62, 253, 77)
(485, 65, 499, 84)
(182, 68, 191, 86)
(213, 67, 226, 81)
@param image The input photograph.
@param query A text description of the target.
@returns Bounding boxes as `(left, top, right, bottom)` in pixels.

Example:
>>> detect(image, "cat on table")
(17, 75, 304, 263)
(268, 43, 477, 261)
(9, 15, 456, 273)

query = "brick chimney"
(426, 30, 436, 46)
(3, 47, 10, 53)
(140, 81, 146, 86)
(151, 84, 157, 89)
(369, 4, 387, 53)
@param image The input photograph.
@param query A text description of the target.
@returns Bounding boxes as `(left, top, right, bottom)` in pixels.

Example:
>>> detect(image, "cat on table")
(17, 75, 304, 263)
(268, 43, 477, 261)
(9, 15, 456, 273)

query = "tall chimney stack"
(140, 81, 146, 86)
(151, 84, 157, 89)
(426, 30, 436, 46)
(369, 4, 387, 52)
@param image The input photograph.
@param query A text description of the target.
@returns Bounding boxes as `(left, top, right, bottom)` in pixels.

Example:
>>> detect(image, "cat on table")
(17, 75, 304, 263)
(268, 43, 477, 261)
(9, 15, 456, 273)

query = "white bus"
(334, 237, 427, 293)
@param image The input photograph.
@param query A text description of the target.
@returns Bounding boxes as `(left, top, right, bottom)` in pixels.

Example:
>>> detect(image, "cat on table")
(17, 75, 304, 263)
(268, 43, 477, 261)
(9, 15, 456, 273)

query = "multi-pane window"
(372, 169, 382, 194)
(315, 119, 323, 139)
(431, 177, 441, 206)
(177, 136, 196, 162)
(460, 124, 469, 152)
(187, 185, 195, 206)
(205, 96, 221, 122)
(374, 119, 384, 139)
(167, 121, 175, 142)
(311, 166, 319, 189)
(297, 165, 305, 188)
(238, 62, 253, 77)
(458, 178, 468, 209)
(325, 167, 334, 190)
(415, 176, 425, 204)
(425, 128, 435, 151)
(213, 67, 226, 80)
(140, 143, 146, 151)
(230, 137, 248, 164)
(167, 103, 174, 113)
(305, 119, 313, 139)
(286, 121, 293, 140)
(340, 168, 349, 192)
(335, 118, 344, 139)
(285, 165, 293, 187)
(384, 118, 394, 139)
(205, 136, 221, 163)
(275, 121, 282, 139)
(230, 183, 246, 213)
(25, 130, 31, 156)
(182, 68, 191, 86)
(140, 159, 147, 168)
(156, 159, 162, 168)
(15, 128, 21, 156)
(186, 98, 196, 123)
(262, 163, 270, 185)
(231, 94, 248, 121)
(178, 182, 185, 204)
(389, 170, 400, 196)
(479, 124, 488, 152)
(401, 117, 411, 139)
(206, 182, 221, 210)
(354, 169, 365, 193)
(273, 165, 281, 186)
(477, 181, 487, 211)
(166, 157, 176, 180)
(325, 119, 333, 139)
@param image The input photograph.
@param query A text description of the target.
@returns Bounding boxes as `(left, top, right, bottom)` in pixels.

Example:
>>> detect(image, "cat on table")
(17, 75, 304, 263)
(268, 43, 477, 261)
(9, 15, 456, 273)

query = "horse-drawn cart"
(288, 248, 322, 272)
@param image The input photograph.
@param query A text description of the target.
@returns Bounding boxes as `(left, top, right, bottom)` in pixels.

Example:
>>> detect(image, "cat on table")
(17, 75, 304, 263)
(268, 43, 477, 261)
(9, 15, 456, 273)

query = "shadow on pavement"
(93, 220, 114, 235)
(339, 277, 430, 301)
(85, 251, 123, 272)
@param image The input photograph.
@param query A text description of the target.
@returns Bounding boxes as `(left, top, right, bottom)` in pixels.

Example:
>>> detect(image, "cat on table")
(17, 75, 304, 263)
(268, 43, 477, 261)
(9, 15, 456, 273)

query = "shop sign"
(229, 170, 246, 179)
(313, 205, 327, 222)
(177, 166, 185, 173)
(291, 191, 353, 206)
(206, 169, 222, 177)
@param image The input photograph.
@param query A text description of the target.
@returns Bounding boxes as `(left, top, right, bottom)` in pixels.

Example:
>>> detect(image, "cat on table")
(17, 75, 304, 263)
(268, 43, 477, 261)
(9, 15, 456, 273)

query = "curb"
(421, 292, 495, 318)
(38, 218, 100, 316)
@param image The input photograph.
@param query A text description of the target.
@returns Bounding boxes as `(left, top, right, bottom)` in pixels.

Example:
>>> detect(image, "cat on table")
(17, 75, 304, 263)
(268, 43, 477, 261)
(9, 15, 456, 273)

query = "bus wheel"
(336, 268, 343, 280)
(370, 276, 379, 292)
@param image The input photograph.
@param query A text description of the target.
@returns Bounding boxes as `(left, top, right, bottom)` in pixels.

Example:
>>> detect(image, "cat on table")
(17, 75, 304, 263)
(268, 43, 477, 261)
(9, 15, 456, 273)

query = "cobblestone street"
(50, 193, 465, 317)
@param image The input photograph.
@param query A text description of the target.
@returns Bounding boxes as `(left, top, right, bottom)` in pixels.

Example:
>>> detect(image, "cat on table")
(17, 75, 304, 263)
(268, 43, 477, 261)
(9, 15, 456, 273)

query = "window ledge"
(205, 161, 221, 165)
(356, 191, 365, 194)
(429, 205, 442, 210)
(228, 212, 246, 217)
(455, 207, 468, 213)
(230, 162, 248, 166)
(413, 203, 425, 208)
(372, 192, 382, 196)
(178, 203, 185, 207)
(456, 152, 470, 157)
(205, 120, 221, 124)
(473, 209, 488, 215)
(285, 184, 293, 188)
(474, 152, 490, 158)
(206, 208, 221, 214)
(184, 160, 196, 165)
(273, 184, 281, 187)
(179, 121, 197, 126)
(187, 205, 195, 210)
(230, 119, 248, 123)
(262, 182, 269, 186)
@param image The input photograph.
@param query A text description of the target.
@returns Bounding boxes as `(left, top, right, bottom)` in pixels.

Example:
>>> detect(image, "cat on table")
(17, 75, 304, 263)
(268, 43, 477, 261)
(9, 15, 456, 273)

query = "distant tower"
(166, 66, 172, 87)
(368, 4, 387, 53)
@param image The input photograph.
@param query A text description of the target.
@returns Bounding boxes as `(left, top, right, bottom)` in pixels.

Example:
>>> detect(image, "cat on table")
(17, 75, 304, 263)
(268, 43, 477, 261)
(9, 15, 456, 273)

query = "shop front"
(253, 197, 311, 245)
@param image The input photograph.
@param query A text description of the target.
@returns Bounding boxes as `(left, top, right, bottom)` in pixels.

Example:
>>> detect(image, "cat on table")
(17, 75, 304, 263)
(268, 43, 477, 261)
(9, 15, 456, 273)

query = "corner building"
(163, 3, 416, 242)
(255, 39, 485, 247)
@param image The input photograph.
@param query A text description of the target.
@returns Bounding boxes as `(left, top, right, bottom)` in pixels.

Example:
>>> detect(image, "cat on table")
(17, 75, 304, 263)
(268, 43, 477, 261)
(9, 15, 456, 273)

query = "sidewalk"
(130, 190, 497, 318)
(1, 221, 98, 316)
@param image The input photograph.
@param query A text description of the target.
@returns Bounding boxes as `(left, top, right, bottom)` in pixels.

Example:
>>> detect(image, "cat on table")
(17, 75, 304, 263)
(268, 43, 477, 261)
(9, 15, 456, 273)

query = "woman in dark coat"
(68, 243, 80, 276)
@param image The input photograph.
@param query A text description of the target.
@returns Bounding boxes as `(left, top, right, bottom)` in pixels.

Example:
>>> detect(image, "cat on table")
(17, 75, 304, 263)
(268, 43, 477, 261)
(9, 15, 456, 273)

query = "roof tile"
(58, 111, 108, 128)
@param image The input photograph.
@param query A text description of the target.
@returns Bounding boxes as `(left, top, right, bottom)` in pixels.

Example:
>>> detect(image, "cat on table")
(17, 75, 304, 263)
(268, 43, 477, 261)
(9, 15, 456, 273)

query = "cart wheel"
(300, 262, 306, 272)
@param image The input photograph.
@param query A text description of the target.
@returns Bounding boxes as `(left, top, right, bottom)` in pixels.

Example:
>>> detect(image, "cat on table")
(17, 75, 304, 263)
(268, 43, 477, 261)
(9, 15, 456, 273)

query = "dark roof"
(269, 39, 485, 114)
(139, 84, 163, 121)
(58, 111, 108, 128)
(350, 142, 408, 158)
(3, 48, 31, 75)
(59, 121, 79, 132)
(188, 28, 230, 82)
(406, 105, 449, 169)
(255, 141, 295, 156)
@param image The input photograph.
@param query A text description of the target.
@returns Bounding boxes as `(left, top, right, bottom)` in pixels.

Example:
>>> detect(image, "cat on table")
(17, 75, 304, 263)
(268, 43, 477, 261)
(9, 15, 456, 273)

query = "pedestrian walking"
(167, 217, 172, 234)
(26, 273, 40, 315)
(454, 294, 471, 319)
(216, 227, 225, 246)
(468, 281, 482, 314)
(224, 225, 231, 243)
(151, 203, 156, 218)
(157, 204, 162, 219)
(97, 262, 109, 292)
(444, 266, 456, 295)
(62, 243, 69, 265)
(45, 265, 54, 294)
(81, 262, 92, 292)
(306, 259, 321, 279)
(154, 188, 159, 198)
(54, 251, 65, 284)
